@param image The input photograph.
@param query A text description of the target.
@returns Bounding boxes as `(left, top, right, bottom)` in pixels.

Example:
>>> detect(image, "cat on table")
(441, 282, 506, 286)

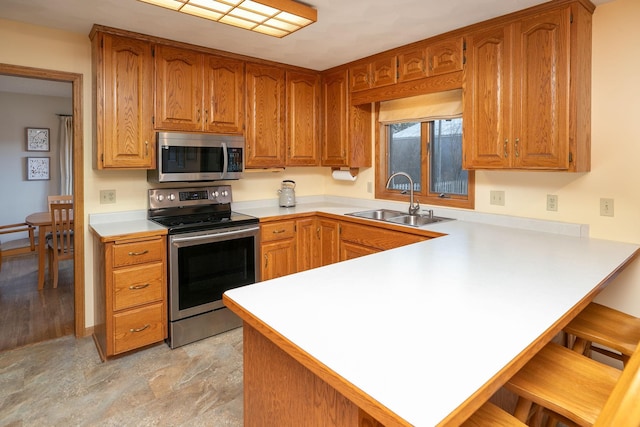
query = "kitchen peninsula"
(224, 213, 639, 426)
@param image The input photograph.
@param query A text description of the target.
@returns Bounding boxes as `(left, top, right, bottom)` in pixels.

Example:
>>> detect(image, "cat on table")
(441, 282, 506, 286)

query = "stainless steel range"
(148, 185, 260, 349)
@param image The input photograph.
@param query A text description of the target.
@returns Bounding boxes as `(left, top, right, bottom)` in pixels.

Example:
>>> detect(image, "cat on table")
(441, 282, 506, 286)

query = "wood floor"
(0, 251, 74, 352)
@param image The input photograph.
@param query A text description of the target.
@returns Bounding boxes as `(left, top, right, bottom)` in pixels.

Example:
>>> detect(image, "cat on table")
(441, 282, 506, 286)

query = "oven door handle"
(171, 226, 259, 244)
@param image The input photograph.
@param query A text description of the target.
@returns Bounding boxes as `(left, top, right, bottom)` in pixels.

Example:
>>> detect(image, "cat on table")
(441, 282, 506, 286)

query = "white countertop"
(225, 207, 639, 426)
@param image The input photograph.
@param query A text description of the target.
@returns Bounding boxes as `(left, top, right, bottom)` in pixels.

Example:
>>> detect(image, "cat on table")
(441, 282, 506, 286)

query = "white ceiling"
(0, 0, 610, 95)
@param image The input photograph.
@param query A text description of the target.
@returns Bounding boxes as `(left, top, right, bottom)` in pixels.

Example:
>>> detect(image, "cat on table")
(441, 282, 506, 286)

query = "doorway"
(0, 63, 85, 341)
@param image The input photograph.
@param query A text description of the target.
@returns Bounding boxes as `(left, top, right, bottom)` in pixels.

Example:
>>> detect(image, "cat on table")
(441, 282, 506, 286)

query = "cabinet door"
(513, 8, 570, 169)
(426, 37, 463, 76)
(286, 71, 321, 166)
(398, 48, 427, 82)
(321, 69, 349, 167)
(155, 46, 203, 131)
(98, 33, 155, 169)
(371, 56, 397, 88)
(204, 56, 244, 134)
(463, 25, 513, 169)
(318, 219, 340, 267)
(246, 63, 286, 167)
(349, 63, 371, 92)
(261, 240, 296, 281)
(296, 217, 318, 272)
(340, 241, 379, 261)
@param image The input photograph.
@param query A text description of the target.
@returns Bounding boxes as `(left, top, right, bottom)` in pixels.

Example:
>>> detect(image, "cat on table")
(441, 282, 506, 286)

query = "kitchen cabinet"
(296, 217, 318, 272)
(91, 32, 155, 169)
(349, 56, 397, 92)
(339, 221, 428, 261)
(317, 218, 340, 267)
(155, 45, 244, 134)
(92, 234, 167, 360)
(321, 69, 372, 168)
(397, 36, 463, 83)
(463, 3, 591, 171)
(286, 71, 321, 166)
(260, 220, 296, 281)
(246, 63, 286, 168)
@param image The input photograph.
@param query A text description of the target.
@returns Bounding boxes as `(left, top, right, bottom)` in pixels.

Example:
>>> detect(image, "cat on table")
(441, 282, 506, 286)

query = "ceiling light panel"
(138, 0, 317, 37)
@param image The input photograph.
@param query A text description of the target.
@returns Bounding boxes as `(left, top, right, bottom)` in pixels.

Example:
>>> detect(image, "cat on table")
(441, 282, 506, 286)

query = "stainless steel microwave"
(148, 132, 245, 183)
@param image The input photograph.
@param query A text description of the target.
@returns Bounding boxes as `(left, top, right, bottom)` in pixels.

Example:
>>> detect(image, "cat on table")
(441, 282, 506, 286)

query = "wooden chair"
(564, 302, 640, 367)
(47, 203, 73, 288)
(47, 195, 73, 209)
(0, 223, 35, 271)
(463, 340, 640, 427)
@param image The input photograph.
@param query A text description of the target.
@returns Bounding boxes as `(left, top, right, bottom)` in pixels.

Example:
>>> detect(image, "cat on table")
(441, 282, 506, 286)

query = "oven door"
(168, 224, 260, 321)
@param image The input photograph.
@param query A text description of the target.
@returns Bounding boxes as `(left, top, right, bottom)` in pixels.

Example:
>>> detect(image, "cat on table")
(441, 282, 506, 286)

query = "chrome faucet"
(386, 172, 420, 215)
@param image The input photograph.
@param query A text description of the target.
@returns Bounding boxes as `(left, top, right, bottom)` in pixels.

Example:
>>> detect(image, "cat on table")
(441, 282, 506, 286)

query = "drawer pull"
(128, 250, 149, 256)
(129, 283, 150, 290)
(130, 324, 150, 333)
(272, 229, 286, 234)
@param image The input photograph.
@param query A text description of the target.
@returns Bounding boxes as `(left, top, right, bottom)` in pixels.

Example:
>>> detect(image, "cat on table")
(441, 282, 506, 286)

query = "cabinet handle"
(514, 138, 520, 158)
(145, 140, 149, 157)
(316, 227, 320, 240)
(205, 109, 208, 124)
(264, 254, 268, 269)
(130, 324, 150, 333)
(129, 283, 150, 290)
(272, 229, 286, 234)
(128, 250, 149, 256)
(504, 139, 508, 158)
(197, 109, 201, 123)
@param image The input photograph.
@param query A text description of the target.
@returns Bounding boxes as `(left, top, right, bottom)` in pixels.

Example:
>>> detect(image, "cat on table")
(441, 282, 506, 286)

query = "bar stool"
(564, 302, 640, 367)
(463, 340, 640, 426)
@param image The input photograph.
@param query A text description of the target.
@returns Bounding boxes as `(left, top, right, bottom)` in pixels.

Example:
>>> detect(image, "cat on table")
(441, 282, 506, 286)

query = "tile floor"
(0, 328, 244, 426)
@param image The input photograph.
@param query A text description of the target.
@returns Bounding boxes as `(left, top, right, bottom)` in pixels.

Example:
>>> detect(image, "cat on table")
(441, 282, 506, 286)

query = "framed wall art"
(26, 127, 50, 151)
(27, 157, 50, 181)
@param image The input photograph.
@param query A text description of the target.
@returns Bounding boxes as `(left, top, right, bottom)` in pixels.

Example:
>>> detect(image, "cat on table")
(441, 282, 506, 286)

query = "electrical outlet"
(490, 190, 505, 206)
(600, 198, 614, 217)
(367, 181, 373, 194)
(547, 194, 558, 212)
(100, 189, 116, 204)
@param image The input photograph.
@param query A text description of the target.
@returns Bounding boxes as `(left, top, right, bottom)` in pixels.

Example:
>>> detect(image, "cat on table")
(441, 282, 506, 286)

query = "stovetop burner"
(148, 185, 258, 234)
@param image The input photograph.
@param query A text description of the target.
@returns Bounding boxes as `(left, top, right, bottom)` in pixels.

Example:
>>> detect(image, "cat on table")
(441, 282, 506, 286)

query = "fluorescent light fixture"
(138, 0, 317, 38)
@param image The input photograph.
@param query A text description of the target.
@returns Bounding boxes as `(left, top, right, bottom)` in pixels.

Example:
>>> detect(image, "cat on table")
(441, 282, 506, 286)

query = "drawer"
(261, 220, 296, 242)
(112, 262, 164, 311)
(112, 237, 164, 268)
(340, 222, 426, 251)
(113, 303, 166, 354)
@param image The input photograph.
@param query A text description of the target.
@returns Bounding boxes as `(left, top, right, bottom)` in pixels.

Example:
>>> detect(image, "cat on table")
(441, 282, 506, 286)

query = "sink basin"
(386, 214, 451, 227)
(346, 209, 406, 221)
(346, 209, 453, 227)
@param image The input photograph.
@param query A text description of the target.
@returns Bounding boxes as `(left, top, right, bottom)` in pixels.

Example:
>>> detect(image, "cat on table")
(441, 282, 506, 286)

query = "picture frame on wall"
(27, 157, 50, 181)
(26, 127, 50, 152)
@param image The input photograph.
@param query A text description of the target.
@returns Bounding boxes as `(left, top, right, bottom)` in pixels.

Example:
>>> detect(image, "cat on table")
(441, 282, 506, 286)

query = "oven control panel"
(149, 185, 232, 209)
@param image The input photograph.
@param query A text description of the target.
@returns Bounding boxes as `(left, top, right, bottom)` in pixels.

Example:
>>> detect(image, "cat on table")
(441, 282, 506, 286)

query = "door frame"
(0, 63, 85, 337)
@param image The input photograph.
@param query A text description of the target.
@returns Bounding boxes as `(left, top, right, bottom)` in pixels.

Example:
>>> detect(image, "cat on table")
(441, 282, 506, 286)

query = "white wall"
(0, 0, 639, 328)
(0, 91, 72, 241)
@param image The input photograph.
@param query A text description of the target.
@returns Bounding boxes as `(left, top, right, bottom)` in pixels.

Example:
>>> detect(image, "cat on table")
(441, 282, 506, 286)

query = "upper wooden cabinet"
(463, 3, 592, 171)
(286, 70, 321, 166)
(91, 32, 155, 169)
(155, 45, 244, 134)
(245, 63, 286, 168)
(398, 36, 463, 83)
(349, 56, 397, 92)
(321, 69, 372, 168)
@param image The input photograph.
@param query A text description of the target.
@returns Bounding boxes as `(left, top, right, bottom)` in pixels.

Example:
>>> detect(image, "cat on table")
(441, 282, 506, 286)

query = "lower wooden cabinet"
(339, 221, 428, 261)
(260, 215, 434, 281)
(261, 220, 297, 281)
(92, 233, 167, 360)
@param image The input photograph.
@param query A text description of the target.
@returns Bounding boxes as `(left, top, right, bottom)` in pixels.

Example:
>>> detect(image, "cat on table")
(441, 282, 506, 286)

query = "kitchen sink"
(346, 209, 453, 227)
(346, 209, 406, 221)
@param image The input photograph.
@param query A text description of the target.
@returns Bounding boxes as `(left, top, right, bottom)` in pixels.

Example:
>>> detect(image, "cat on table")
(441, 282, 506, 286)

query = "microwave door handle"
(221, 142, 228, 179)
